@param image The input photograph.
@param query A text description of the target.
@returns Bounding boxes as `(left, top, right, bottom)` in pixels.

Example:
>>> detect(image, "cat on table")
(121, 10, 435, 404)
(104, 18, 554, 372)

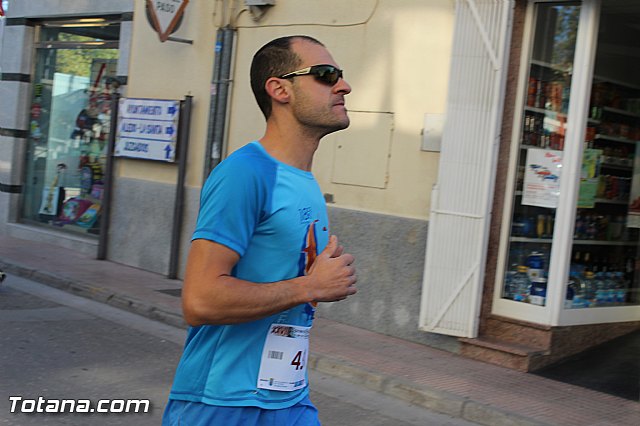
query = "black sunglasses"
(279, 64, 344, 86)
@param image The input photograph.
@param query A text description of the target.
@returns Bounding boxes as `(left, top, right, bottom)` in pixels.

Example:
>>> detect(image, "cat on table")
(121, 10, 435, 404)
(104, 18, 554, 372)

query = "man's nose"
(335, 77, 351, 95)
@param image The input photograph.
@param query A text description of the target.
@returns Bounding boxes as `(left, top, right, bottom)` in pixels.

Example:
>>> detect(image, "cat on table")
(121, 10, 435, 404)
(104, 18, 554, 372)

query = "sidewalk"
(1, 235, 638, 426)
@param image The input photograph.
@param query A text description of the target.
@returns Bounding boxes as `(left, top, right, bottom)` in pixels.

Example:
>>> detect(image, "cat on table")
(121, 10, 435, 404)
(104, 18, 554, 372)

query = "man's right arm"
(182, 235, 357, 326)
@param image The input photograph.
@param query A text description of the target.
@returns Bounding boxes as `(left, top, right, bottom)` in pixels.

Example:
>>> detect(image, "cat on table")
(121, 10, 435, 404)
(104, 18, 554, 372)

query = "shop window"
(22, 19, 120, 235)
(501, 0, 640, 320)
(569, 3, 640, 309)
(504, 2, 580, 306)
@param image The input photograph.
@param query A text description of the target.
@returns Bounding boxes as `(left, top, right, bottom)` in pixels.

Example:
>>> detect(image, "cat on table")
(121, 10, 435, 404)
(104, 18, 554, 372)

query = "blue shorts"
(162, 396, 321, 426)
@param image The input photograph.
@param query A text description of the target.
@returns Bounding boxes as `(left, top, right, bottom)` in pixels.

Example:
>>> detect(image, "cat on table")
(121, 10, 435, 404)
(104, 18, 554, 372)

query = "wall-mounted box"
(421, 113, 445, 152)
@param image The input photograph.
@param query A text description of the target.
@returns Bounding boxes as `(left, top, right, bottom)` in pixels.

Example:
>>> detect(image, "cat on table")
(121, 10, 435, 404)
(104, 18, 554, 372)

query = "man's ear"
(265, 77, 291, 106)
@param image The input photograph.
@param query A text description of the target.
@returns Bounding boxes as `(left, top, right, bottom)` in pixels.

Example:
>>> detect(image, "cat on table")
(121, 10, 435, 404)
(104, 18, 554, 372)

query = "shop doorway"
(21, 18, 120, 236)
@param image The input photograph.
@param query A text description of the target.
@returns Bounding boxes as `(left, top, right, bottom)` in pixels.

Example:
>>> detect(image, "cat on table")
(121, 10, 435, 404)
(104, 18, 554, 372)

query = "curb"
(0, 258, 186, 329)
(308, 353, 551, 426)
(1, 257, 550, 426)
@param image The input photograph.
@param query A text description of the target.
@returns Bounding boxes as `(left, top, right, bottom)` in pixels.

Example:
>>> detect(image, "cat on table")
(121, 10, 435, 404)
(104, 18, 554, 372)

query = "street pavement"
(1, 234, 639, 425)
(0, 275, 477, 426)
(0, 277, 179, 425)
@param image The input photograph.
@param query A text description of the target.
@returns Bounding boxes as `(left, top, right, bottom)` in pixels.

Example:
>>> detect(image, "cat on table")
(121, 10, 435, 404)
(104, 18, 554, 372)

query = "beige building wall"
(120, 0, 455, 220)
(228, 0, 455, 219)
(120, 0, 217, 187)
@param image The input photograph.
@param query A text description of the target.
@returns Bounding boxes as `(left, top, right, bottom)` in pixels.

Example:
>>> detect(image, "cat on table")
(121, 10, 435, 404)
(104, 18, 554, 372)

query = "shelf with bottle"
(525, 85, 569, 117)
(526, 61, 571, 115)
(503, 243, 566, 306)
(519, 133, 565, 151)
(581, 135, 633, 207)
(503, 242, 638, 308)
(593, 133, 637, 145)
(504, 240, 548, 291)
(590, 106, 640, 122)
(587, 116, 640, 143)
(590, 172, 632, 203)
(510, 237, 636, 246)
(574, 209, 631, 240)
(588, 83, 640, 145)
(567, 270, 631, 309)
(565, 247, 637, 309)
(590, 79, 640, 110)
(590, 133, 633, 156)
(520, 110, 566, 150)
(510, 208, 635, 246)
(513, 190, 628, 206)
(511, 209, 556, 239)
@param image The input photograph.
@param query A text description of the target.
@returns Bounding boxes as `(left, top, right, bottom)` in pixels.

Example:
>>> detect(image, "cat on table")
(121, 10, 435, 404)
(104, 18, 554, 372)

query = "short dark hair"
(250, 35, 325, 119)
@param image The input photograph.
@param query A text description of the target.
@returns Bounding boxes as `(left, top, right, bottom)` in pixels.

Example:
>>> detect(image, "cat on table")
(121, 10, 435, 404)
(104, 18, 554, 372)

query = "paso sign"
(115, 98, 180, 162)
(146, 0, 189, 42)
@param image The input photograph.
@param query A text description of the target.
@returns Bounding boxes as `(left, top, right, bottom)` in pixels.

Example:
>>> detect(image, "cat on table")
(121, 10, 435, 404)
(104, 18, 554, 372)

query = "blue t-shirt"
(168, 141, 329, 409)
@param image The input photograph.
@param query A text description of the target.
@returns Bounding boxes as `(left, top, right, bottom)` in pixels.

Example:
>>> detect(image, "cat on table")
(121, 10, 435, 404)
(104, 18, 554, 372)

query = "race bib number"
(257, 324, 310, 392)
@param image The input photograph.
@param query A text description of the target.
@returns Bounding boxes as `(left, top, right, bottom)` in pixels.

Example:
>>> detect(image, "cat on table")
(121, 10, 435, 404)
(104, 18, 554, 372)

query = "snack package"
(55, 198, 93, 225)
(75, 203, 101, 228)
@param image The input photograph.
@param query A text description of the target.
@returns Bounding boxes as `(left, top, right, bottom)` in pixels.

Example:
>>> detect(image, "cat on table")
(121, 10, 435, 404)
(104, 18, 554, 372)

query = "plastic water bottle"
(512, 266, 531, 302)
(594, 272, 607, 306)
(614, 272, 627, 304)
(604, 272, 616, 304)
(504, 269, 515, 300)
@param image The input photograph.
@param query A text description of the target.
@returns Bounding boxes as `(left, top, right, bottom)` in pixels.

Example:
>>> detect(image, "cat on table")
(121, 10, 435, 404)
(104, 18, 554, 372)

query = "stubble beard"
(293, 101, 350, 139)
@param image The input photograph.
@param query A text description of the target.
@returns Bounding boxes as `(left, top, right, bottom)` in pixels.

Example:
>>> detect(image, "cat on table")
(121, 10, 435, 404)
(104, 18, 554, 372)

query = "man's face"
(288, 39, 352, 137)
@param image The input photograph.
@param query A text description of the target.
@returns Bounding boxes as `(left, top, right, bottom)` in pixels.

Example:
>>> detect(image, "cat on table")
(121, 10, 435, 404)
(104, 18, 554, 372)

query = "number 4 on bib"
(291, 350, 304, 370)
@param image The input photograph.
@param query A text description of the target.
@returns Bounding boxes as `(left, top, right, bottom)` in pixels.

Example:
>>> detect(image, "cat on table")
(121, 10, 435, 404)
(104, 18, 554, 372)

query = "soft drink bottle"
(526, 251, 545, 280)
(566, 273, 580, 308)
(529, 278, 547, 306)
(504, 269, 516, 300)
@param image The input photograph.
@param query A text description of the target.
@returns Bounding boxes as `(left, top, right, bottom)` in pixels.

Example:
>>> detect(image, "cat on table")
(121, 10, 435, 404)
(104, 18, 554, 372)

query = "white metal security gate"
(419, 0, 515, 337)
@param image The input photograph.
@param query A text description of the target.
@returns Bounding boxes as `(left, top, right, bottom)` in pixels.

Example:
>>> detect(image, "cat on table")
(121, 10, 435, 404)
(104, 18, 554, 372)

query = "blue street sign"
(115, 98, 180, 162)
